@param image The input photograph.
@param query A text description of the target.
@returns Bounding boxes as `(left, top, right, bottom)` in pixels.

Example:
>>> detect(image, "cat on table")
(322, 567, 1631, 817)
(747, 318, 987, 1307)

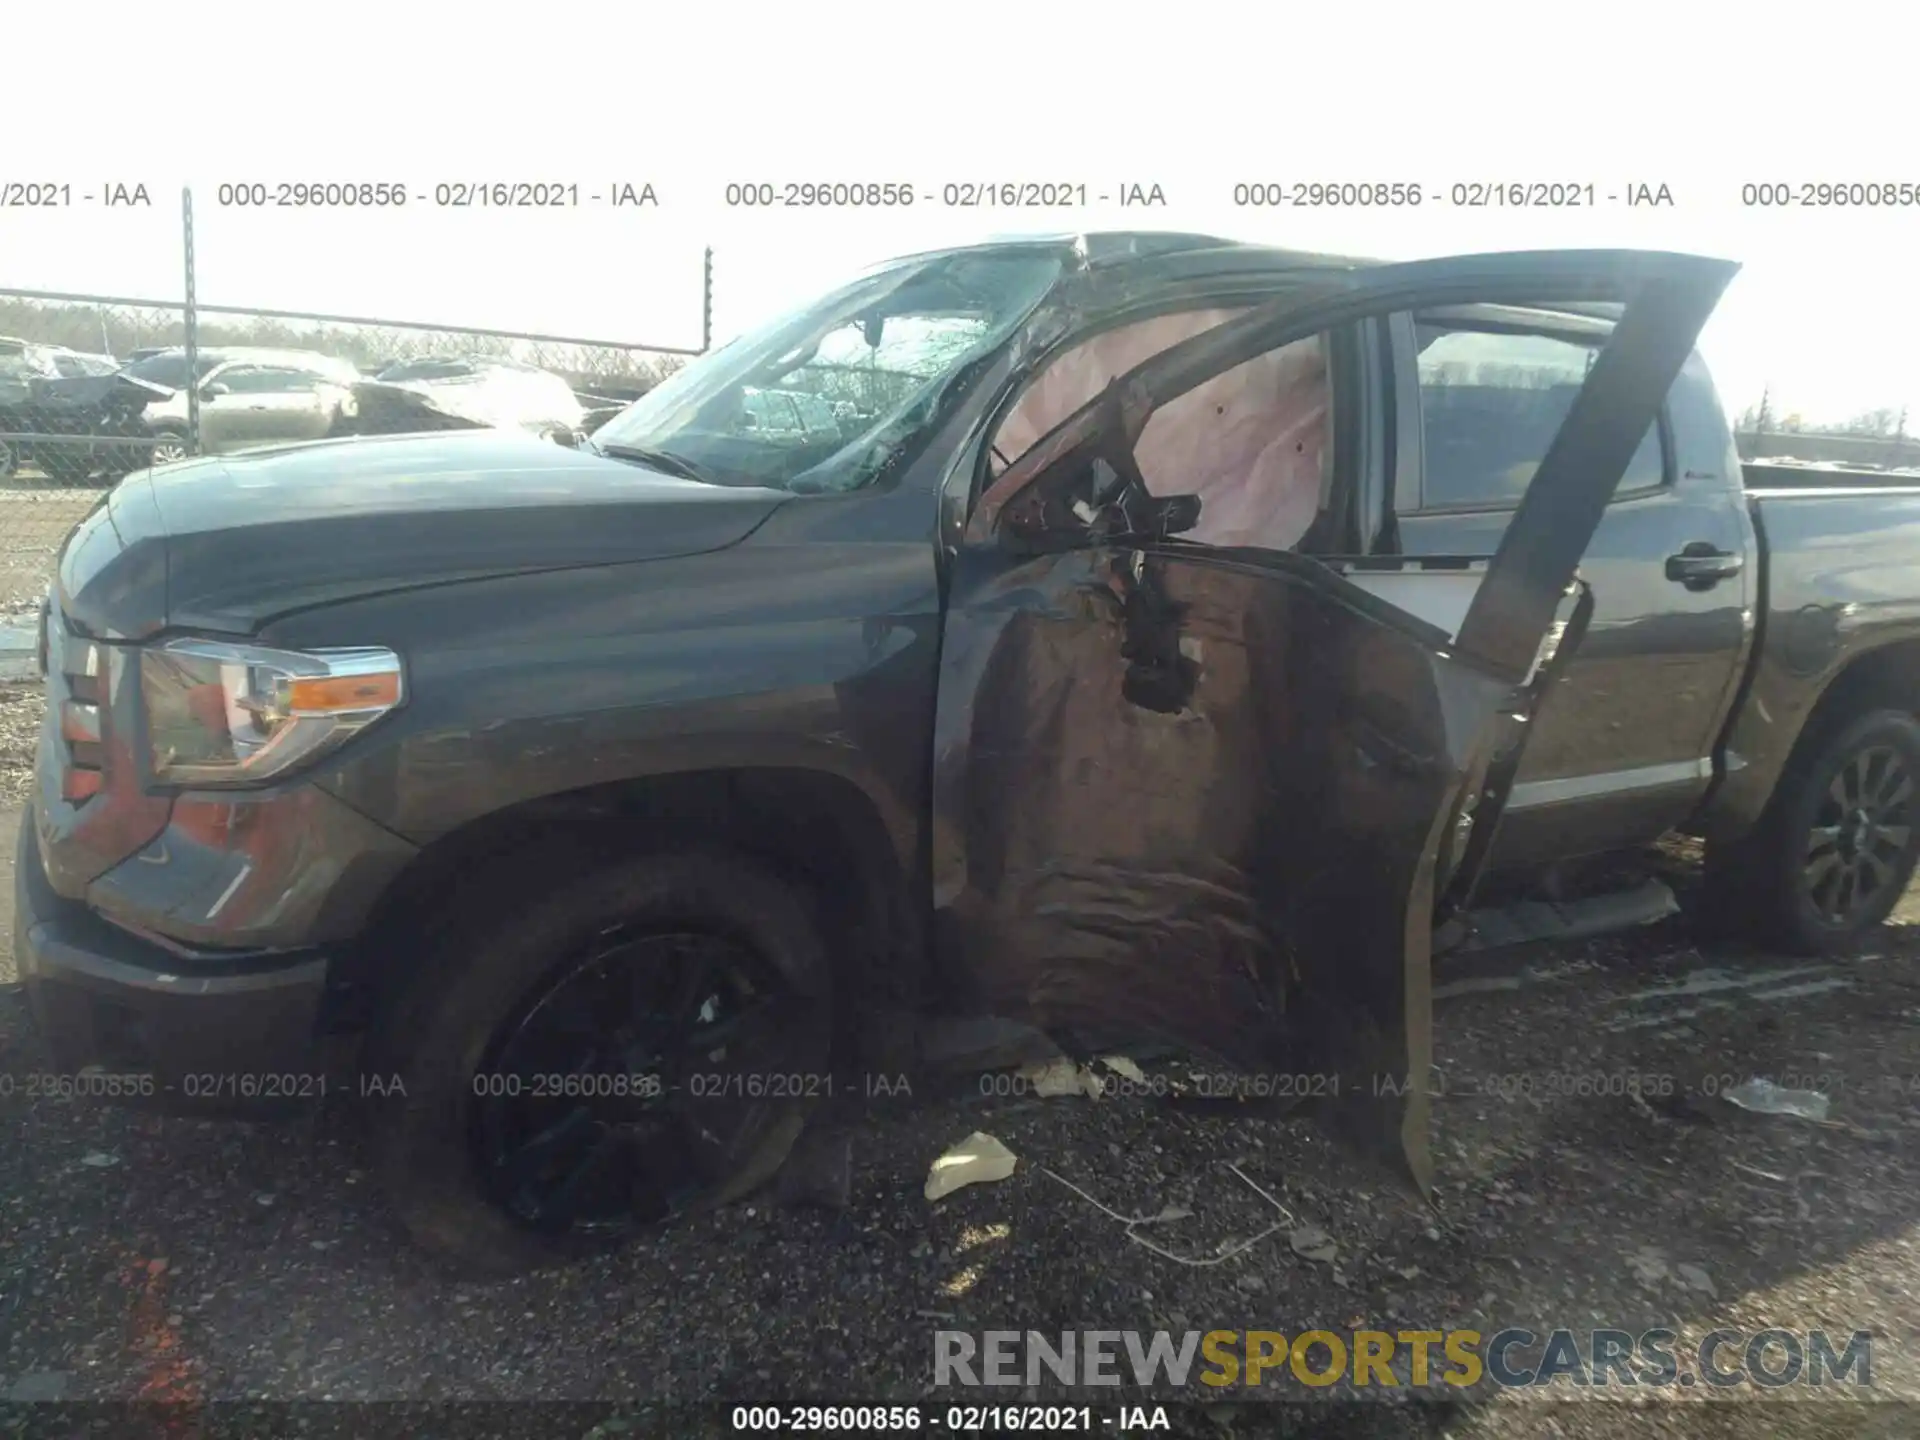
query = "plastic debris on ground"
(1012, 1054, 1150, 1099)
(1721, 1077, 1832, 1122)
(1016, 1057, 1105, 1099)
(1288, 1224, 1339, 1265)
(926, 1132, 1018, 1201)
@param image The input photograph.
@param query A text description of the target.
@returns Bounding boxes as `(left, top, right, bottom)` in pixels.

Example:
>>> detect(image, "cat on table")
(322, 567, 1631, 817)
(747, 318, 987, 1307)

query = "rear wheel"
(1705, 708, 1920, 954)
(366, 849, 833, 1276)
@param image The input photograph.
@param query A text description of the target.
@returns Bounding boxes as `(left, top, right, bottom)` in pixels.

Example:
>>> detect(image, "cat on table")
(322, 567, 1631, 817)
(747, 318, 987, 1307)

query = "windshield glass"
(123, 352, 221, 389)
(592, 249, 1064, 493)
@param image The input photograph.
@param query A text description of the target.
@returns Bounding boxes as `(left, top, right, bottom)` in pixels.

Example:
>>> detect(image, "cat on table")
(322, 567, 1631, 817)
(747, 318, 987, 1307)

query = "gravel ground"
(0, 682, 43, 804)
(3, 708, 1919, 1437)
(0, 478, 100, 616)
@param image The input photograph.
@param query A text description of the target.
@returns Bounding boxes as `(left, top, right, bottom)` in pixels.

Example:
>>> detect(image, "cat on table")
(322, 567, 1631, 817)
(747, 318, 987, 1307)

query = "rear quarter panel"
(1707, 486, 1920, 839)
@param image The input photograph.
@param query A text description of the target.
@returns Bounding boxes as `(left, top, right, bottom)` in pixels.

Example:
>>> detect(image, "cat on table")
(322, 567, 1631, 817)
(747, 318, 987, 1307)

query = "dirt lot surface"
(3, 696, 1919, 1437)
(0, 478, 100, 616)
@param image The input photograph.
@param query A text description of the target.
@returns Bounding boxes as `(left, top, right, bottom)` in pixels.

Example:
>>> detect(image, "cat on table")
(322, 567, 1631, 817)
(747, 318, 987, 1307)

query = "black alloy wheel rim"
(1804, 743, 1915, 926)
(470, 927, 792, 1236)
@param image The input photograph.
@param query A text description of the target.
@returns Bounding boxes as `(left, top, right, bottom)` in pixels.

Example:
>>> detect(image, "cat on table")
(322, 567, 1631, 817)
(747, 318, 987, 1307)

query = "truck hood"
(58, 430, 789, 639)
(350, 375, 584, 435)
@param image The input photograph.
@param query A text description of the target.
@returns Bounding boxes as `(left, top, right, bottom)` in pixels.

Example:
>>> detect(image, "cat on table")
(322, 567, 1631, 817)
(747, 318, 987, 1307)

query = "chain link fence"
(0, 299, 185, 617)
(0, 199, 711, 631)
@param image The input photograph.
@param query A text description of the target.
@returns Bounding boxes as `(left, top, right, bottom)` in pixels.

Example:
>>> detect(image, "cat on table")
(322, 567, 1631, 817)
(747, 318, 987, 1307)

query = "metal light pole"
(701, 246, 713, 353)
(182, 186, 200, 454)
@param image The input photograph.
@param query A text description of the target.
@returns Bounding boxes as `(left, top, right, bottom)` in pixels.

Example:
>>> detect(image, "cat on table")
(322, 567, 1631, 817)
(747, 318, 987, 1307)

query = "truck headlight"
(140, 638, 404, 787)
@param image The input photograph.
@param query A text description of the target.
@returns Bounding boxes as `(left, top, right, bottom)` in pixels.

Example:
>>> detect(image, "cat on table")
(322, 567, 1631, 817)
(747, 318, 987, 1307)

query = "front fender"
(262, 546, 943, 874)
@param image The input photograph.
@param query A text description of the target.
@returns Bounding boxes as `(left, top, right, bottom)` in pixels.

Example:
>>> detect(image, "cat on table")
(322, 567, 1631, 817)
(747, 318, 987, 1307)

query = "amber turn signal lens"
(286, 672, 403, 714)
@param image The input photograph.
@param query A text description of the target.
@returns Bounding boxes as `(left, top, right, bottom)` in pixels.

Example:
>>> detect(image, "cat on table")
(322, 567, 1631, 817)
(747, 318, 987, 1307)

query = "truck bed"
(1743, 459, 1920, 492)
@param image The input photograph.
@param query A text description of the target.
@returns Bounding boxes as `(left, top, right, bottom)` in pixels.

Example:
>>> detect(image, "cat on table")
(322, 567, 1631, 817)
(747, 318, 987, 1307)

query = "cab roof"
(881, 233, 1626, 321)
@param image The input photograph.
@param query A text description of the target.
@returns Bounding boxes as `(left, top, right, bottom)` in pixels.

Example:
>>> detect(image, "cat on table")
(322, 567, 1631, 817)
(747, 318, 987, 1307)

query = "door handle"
(1665, 542, 1744, 591)
(248, 404, 269, 411)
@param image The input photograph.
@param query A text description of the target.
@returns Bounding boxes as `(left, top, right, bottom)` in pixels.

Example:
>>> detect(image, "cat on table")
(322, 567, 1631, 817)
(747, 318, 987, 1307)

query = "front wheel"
(365, 849, 833, 1277)
(1705, 708, 1920, 954)
(146, 432, 191, 467)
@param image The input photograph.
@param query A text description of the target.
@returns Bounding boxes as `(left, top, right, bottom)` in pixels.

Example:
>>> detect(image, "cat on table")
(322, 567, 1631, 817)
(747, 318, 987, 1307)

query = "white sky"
(5, 0, 1917, 426)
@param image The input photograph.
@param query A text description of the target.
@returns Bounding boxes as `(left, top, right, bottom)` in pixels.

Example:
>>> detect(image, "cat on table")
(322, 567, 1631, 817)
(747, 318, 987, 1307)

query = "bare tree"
(1835, 407, 1905, 437)
(1734, 385, 1774, 435)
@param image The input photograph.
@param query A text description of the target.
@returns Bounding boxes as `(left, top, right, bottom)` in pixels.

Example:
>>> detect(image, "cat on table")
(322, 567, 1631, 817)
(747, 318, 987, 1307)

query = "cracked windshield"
(589, 251, 1061, 492)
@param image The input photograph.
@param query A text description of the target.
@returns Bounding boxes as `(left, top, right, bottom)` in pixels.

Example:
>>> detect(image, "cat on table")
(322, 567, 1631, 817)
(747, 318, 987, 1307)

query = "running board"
(1456, 877, 1679, 952)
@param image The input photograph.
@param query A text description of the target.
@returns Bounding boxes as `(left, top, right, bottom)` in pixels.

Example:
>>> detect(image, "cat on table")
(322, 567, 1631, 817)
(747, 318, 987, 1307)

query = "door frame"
(932, 248, 1740, 1189)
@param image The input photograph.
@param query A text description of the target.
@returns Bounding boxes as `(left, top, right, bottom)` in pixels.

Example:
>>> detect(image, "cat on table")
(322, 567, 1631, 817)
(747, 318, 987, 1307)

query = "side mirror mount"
(200, 381, 229, 399)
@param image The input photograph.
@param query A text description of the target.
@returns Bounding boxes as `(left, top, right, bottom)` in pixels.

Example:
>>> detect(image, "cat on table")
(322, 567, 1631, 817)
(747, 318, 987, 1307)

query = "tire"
(146, 431, 190, 467)
(1705, 707, 1920, 955)
(365, 848, 833, 1277)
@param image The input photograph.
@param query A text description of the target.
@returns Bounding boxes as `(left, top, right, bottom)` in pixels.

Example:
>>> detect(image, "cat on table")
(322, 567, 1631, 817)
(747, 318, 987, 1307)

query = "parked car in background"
(144, 349, 362, 461)
(16, 346, 363, 479)
(3, 341, 119, 389)
(1, 340, 82, 476)
(739, 386, 845, 446)
(119, 345, 362, 394)
(0, 337, 63, 406)
(50, 351, 119, 378)
(351, 356, 586, 439)
(7, 373, 169, 481)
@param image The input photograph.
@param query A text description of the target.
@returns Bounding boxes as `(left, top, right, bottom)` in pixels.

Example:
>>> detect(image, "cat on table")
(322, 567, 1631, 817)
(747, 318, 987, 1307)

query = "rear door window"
(214, 366, 274, 394)
(1414, 322, 1664, 510)
(249, 367, 321, 393)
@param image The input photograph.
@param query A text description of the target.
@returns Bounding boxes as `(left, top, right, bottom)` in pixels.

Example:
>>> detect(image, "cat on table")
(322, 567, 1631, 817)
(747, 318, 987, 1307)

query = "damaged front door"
(929, 250, 1738, 1191)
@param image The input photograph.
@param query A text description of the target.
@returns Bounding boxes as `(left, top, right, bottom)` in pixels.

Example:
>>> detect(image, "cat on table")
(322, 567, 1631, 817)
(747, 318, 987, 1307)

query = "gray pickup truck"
(17, 235, 1920, 1275)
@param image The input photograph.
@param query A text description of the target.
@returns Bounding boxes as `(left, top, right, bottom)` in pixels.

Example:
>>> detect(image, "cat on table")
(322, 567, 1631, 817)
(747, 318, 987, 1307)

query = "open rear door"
(930, 250, 1738, 1191)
